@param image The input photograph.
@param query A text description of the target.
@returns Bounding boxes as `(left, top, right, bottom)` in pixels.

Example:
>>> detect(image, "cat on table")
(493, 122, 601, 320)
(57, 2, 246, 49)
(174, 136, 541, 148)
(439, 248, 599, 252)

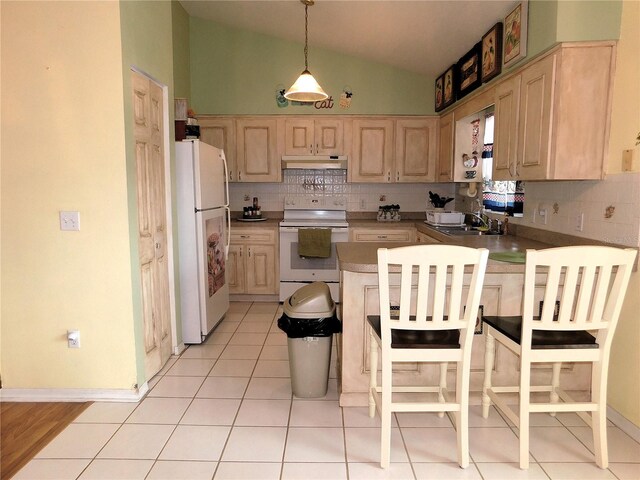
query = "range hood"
(281, 155, 347, 170)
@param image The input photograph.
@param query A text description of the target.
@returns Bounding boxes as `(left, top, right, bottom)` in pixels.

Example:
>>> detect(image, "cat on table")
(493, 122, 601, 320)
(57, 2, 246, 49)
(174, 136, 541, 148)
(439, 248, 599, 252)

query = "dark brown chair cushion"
(482, 316, 598, 349)
(366, 315, 460, 349)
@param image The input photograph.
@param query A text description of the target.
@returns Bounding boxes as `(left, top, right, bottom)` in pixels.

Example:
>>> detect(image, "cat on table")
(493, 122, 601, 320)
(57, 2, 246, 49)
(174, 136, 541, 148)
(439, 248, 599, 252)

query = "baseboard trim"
(173, 342, 186, 356)
(607, 405, 640, 443)
(0, 383, 149, 403)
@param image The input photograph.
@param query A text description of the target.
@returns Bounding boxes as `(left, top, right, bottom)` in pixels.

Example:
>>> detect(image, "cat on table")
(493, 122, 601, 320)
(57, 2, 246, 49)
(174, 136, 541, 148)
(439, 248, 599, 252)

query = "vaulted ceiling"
(179, 0, 514, 77)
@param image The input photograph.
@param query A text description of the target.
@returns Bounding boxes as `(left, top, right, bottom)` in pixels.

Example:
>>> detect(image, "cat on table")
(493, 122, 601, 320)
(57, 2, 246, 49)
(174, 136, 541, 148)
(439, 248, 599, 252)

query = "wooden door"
(284, 118, 314, 155)
(236, 118, 280, 182)
(197, 116, 236, 182)
(349, 118, 394, 183)
(493, 75, 521, 180)
(436, 112, 454, 182)
(246, 245, 276, 294)
(395, 118, 437, 182)
(131, 71, 172, 380)
(517, 54, 555, 179)
(227, 244, 245, 294)
(315, 118, 343, 155)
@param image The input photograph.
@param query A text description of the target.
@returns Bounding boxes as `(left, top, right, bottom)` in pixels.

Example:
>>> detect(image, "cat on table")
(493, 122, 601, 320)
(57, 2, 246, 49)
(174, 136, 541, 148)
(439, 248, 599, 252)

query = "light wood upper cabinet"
(349, 118, 395, 183)
(284, 117, 344, 155)
(492, 41, 615, 181)
(492, 75, 521, 180)
(197, 116, 237, 182)
(350, 117, 438, 183)
(437, 112, 454, 182)
(395, 118, 438, 182)
(236, 117, 281, 183)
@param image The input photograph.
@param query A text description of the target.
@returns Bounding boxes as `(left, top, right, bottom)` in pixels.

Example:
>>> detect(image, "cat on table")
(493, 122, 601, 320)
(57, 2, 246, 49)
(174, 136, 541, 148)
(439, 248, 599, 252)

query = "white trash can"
(277, 282, 341, 398)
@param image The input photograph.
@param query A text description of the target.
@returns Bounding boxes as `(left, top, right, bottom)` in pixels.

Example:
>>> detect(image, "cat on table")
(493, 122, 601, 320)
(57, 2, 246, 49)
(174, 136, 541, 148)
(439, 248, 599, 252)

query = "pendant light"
(284, 0, 328, 102)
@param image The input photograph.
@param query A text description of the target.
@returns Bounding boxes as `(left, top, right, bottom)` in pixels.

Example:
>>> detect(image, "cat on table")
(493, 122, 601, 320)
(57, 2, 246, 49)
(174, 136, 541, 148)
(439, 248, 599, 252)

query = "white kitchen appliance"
(279, 196, 349, 302)
(176, 140, 231, 344)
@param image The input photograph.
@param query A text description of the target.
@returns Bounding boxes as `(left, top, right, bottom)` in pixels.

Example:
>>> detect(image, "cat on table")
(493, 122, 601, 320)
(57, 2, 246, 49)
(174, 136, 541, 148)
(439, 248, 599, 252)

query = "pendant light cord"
(304, 3, 309, 70)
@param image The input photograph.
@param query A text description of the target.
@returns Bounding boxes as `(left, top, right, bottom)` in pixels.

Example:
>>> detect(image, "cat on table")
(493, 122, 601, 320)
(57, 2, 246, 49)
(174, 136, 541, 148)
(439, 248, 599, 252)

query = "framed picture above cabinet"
(481, 22, 503, 83)
(435, 65, 456, 112)
(456, 43, 481, 99)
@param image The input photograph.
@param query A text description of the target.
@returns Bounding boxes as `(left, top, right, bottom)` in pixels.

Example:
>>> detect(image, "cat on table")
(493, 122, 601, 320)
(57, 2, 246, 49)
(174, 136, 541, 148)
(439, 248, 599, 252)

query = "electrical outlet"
(360, 199, 366, 210)
(575, 212, 584, 231)
(60, 211, 80, 231)
(67, 330, 80, 348)
(538, 208, 548, 225)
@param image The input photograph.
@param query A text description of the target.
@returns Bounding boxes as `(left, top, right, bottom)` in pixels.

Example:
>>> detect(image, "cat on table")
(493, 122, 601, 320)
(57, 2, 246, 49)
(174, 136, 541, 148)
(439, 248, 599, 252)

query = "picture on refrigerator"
(207, 216, 226, 297)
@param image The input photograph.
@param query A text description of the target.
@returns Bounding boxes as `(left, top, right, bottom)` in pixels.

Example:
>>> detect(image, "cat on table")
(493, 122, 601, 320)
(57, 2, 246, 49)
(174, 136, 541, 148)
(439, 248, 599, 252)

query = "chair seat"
(367, 315, 460, 349)
(482, 315, 598, 349)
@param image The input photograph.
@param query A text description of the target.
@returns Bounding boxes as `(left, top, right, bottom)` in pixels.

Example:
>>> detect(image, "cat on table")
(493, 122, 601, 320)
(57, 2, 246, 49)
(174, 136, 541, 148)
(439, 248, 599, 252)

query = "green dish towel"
(489, 251, 526, 264)
(298, 228, 332, 258)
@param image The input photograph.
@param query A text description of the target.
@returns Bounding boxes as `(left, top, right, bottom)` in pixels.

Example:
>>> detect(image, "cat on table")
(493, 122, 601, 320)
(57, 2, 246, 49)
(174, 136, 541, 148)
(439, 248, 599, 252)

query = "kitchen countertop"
(336, 232, 555, 274)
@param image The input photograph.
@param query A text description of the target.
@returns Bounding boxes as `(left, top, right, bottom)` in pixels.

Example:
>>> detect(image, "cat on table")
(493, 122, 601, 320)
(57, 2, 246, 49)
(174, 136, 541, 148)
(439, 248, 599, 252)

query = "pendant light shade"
(285, 0, 328, 103)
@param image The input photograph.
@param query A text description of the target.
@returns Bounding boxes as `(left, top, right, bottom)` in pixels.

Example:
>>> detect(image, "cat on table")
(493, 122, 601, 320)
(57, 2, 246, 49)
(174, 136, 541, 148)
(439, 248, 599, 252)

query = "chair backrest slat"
(522, 246, 636, 347)
(377, 245, 489, 338)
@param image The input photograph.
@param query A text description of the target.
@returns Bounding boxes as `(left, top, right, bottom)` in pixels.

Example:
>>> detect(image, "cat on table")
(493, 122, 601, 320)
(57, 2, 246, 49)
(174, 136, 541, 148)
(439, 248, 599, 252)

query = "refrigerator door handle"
(225, 206, 231, 261)
(220, 150, 230, 207)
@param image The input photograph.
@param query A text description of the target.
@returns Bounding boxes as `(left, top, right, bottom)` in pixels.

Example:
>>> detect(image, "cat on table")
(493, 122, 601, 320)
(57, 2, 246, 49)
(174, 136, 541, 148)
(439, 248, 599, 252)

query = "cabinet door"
(436, 112, 454, 182)
(492, 76, 521, 181)
(349, 118, 394, 183)
(416, 232, 440, 244)
(227, 244, 245, 294)
(315, 118, 344, 155)
(284, 118, 314, 156)
(517, 54, 555, 179)
(246, 245, 277, 294)
(198, 116, 237, 182)
(236, 118, 280, 182)
(395, 118, 438, 182)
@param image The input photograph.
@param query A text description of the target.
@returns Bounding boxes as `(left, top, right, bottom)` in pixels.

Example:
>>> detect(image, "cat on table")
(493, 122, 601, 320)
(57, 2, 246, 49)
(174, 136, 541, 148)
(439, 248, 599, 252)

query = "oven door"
(279, 226, 348, 284)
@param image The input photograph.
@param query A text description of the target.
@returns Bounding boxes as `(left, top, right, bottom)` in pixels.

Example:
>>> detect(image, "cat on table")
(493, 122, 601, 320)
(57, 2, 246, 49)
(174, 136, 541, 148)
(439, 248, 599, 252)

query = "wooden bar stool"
(368, 244, 489, 468)
(481, 246, 637, 469)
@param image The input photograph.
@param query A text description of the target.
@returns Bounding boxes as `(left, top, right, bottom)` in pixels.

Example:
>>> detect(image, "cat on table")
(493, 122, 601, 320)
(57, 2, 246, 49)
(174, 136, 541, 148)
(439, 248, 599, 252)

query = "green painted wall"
(119, 0, 180, 384)
(189, 17, 433, 116)
(556, 0, 622, 42)
(172, 1, 191, 100)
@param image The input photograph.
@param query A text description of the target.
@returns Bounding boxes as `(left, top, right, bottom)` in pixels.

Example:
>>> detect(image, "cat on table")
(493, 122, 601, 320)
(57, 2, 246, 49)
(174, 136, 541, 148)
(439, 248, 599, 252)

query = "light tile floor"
(13, 302, 640, 480)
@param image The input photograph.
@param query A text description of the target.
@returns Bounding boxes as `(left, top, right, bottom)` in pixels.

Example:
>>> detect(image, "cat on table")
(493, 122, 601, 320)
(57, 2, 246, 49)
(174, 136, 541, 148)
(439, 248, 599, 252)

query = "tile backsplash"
(229, 169, 455, 215)
(230, 170, 640, 248)
(456, 172, 639, 247)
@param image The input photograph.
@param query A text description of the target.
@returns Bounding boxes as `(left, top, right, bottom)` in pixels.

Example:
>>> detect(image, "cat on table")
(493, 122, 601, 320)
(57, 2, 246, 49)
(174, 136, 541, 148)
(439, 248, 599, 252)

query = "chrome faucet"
(468, 212, 489, 229)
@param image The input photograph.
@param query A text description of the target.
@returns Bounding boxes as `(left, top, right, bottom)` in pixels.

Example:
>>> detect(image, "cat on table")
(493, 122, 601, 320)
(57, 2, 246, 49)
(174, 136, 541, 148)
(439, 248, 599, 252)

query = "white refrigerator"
(176, 140, 230, 344)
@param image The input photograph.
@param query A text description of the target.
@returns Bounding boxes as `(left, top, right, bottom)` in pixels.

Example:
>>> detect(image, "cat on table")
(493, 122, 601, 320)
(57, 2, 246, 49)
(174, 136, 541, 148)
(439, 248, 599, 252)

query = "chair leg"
(482, 332, 495, 418)
(592, 361, 608, 468)
(369, 330, 378, 418)
(549, 362, 561, 417)
(380, 358, 392, 469)
(456, 361, 470, 468)
(519, 358, 531, 469)
(438, 362, 447, 418)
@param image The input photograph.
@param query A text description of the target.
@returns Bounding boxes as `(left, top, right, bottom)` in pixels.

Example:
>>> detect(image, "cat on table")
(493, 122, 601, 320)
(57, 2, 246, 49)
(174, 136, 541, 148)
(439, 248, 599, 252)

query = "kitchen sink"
(431, 226, 502, 236)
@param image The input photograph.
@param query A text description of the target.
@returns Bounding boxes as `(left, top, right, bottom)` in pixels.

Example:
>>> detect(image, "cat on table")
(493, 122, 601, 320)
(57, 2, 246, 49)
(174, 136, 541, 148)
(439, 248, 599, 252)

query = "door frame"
(131, 67, 180, 357)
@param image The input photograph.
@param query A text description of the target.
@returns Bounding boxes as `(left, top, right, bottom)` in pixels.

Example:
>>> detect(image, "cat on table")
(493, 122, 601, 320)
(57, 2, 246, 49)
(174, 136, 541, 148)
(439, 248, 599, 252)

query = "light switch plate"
(60, 211, 80, 231)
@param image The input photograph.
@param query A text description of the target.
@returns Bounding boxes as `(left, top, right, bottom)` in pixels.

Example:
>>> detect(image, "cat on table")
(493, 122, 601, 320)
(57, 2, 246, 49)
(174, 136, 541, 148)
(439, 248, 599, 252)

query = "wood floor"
(1, 402, 91, 480)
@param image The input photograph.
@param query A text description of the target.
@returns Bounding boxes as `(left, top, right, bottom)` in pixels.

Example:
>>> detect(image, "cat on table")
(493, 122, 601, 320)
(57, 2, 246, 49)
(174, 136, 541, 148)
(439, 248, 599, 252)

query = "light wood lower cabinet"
(416, 231, 441, 244)
(229, 227, 278, 295)
(349, 227, 416, 243)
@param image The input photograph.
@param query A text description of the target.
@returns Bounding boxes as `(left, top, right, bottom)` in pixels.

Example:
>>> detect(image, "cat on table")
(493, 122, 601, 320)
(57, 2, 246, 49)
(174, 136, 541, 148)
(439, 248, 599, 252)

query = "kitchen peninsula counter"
(335, 235, 592, 407)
